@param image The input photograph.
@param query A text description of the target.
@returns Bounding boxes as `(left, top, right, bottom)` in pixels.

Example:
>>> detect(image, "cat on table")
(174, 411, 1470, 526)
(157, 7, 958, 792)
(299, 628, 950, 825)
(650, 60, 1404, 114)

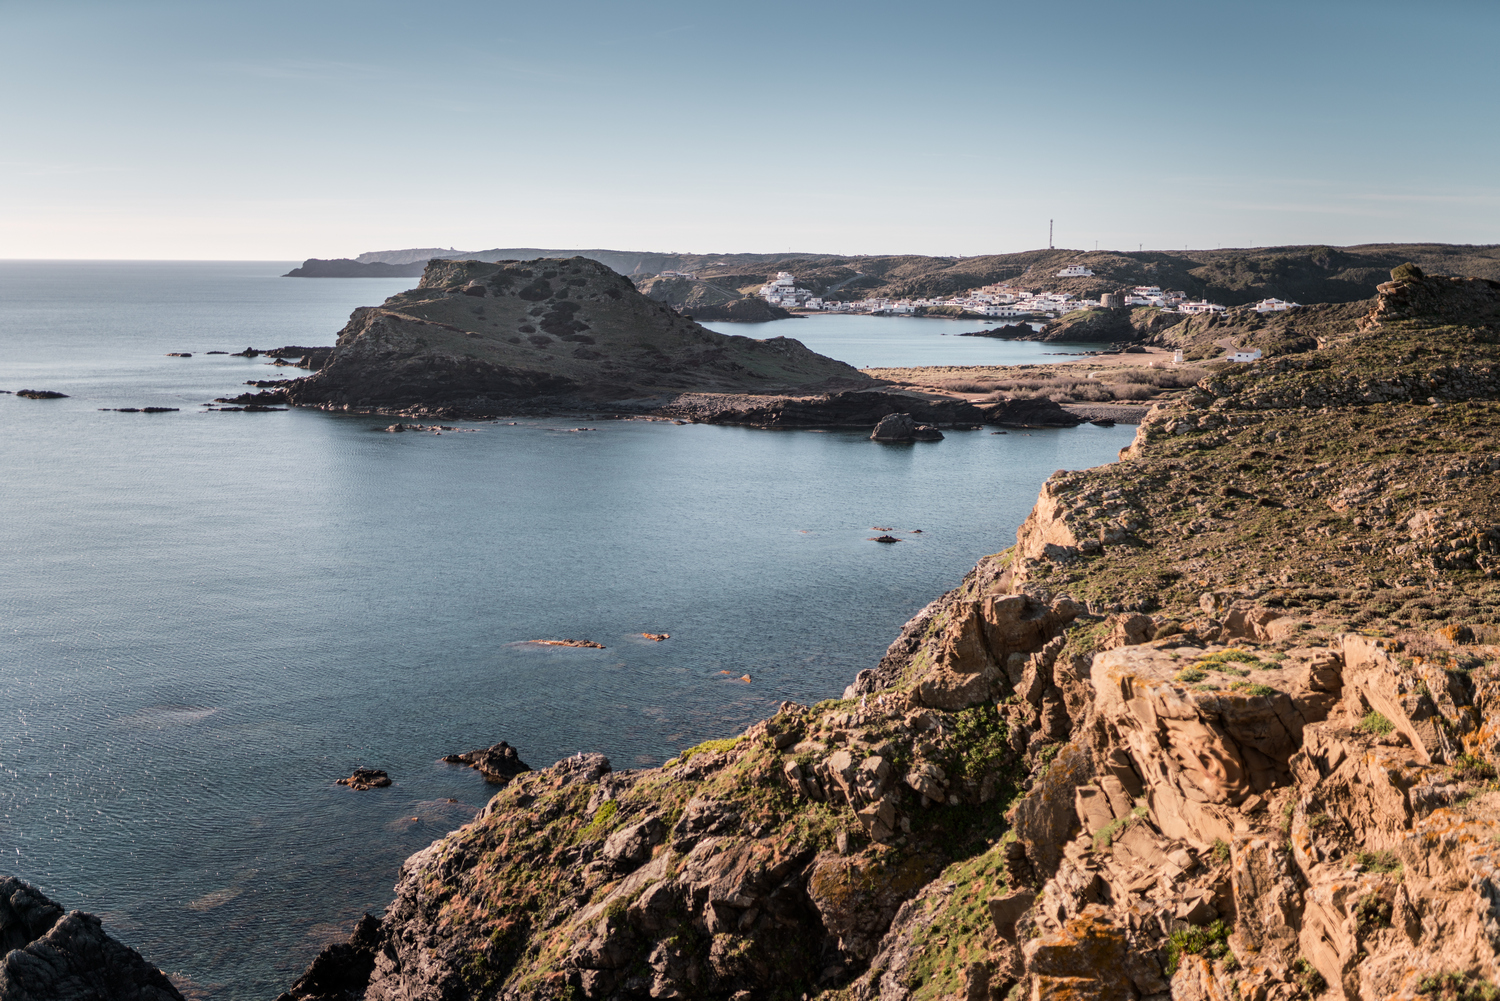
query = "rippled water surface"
(0, 262, 1131, 998)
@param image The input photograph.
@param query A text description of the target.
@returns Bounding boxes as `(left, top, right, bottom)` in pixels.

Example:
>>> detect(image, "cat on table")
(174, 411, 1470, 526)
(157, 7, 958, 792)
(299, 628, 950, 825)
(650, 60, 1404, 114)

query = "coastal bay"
(0, 261, 1132, 998)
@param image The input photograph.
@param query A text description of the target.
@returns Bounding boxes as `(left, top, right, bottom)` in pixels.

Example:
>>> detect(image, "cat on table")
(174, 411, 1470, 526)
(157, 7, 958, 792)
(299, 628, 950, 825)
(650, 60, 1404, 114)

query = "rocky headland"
(271, 256, 1074, 429)
(17, 265, 1500, 1001)
(280, 257, 873, 415)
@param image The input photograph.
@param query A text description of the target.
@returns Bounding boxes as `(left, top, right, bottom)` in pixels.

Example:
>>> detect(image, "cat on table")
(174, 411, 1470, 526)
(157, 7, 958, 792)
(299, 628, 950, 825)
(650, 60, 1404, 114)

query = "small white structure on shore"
(1173, 349, 1184, 365)
(1057, 264, 1095, 277)
(1253, 297, 1301, 313)
(1229, 348, 1263, 363)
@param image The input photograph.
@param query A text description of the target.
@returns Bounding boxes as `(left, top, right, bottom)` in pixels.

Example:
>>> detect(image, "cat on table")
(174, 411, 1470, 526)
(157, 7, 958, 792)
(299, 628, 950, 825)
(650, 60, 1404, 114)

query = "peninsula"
(278, 256, 1066, 428)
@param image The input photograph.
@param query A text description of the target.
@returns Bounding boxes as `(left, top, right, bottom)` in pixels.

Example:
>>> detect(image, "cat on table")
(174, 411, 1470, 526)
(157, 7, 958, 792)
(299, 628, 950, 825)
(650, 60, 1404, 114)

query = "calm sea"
(0, 261, 1128, 998)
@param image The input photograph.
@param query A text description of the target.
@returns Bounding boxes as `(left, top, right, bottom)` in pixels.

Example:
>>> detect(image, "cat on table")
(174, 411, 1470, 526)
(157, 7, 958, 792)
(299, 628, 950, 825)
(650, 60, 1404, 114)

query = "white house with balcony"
(760, 272, 819, 308)
(1178, 299, 1228, 315)
(1057, 264, 1095, 278)
(1253, 298, 1301, 313)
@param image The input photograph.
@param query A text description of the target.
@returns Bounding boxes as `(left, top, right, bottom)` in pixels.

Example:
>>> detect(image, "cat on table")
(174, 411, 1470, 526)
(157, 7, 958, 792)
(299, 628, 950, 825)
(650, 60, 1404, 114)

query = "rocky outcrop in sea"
(0, 877, 184, 1001)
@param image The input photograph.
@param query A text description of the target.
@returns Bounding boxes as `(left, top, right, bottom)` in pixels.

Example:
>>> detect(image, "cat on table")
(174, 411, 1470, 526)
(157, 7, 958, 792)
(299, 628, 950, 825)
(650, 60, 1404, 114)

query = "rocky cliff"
(271, 266, 1500, 1001)
(284, 257, 875, 413)
(0, 877, 184, 1000)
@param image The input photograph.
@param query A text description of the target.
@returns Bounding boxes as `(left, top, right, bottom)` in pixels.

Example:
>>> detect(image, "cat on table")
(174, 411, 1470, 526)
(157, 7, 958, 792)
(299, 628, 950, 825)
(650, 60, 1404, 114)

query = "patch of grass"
(679, 736, 744, 762)
(1417, 973, 1500, 1001)
(1307, 813, 1331, 829)
(1451, 753, 1498, 782)
(1176, 667, 1208, 683)
(1353, 892, 1392, 930)
(1198, 649, 1270, 672)
(1354, 849, 1402, 874)
(1164, 919, 1234, 975)
(1229, 682, 1278, 696)
(900, 848, 1010, 999)
(1210, 838, 1231, 864)
(578, 799, 619, 842)
(1357, 711, 1395, 735)
(1294, 957, 1327, 996)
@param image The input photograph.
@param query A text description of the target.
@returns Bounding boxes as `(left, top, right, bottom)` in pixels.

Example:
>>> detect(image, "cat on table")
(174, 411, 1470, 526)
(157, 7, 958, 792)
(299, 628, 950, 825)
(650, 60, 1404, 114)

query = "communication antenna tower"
(1049, 220, 1053, 250)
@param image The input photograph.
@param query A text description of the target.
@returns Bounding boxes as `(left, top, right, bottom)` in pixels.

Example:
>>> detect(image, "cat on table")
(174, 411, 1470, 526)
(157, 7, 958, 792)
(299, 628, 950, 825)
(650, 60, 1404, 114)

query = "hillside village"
(753, 265, 1301, 320)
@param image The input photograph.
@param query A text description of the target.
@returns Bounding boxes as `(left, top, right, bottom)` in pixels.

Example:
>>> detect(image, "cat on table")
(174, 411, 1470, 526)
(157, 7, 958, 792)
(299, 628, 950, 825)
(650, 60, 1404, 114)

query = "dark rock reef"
(442, 741, 533, 785)
(0, 877, 184, 1000)
(337, 768, 391, 790)
(870, 413, 944, 441)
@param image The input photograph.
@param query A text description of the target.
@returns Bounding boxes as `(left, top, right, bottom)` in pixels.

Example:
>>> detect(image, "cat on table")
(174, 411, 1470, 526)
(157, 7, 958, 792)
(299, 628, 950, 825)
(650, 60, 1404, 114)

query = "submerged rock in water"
(441, 741, 532, 785)
(15, 390, 68, 399)
(870, 412, 944, 441)
(336, 768, 391, 790)
(0, 876, 185, 1000)
(526, 639, 605, 649)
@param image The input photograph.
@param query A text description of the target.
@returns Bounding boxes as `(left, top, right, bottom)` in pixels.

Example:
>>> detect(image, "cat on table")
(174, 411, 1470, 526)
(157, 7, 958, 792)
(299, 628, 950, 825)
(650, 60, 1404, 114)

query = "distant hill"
(287, 243, 1500, 307)
(354, 248, 470, 265)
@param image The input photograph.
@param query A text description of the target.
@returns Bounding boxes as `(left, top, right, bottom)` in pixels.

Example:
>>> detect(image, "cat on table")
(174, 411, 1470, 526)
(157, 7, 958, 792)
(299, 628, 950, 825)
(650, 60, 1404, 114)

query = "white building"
(760, 272, 819, 309)
(659, 270, 697, 280)
(1057, 264, 1095, 278)
(1254, 298, 1301, 313)
(1179, 299, 1228, 315)
(1229, 348, 1263, 363)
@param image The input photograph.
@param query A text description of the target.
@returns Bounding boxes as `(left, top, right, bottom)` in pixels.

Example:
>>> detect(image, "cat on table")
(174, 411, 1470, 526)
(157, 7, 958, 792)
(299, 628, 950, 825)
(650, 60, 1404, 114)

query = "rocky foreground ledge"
(0, 877, 183, 1000)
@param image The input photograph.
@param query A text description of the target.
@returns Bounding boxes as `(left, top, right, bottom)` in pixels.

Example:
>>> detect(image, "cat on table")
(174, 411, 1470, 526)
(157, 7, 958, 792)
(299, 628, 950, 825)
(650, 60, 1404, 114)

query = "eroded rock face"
(0, 877, 184, 1001)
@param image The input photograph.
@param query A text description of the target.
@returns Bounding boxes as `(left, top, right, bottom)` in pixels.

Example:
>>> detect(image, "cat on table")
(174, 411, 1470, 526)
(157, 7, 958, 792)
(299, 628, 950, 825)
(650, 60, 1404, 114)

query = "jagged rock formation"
(0, 877, 184, 1000)
(283, 257, 874, 414)
(283, 266, 1500, 1001)
(443, 742, 533, 785)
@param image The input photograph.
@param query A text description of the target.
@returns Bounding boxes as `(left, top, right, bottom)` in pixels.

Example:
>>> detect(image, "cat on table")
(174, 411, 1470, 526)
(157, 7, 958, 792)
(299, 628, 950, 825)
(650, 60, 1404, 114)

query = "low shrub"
(1357, 711, 1396, 735)
(1164, 919, 1234, 975)
(1294, 957, 1327, 995)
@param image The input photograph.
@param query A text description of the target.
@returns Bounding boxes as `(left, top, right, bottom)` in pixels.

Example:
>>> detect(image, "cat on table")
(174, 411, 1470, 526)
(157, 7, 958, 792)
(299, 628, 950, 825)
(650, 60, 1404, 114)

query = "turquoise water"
(0, 262, 1131, 998)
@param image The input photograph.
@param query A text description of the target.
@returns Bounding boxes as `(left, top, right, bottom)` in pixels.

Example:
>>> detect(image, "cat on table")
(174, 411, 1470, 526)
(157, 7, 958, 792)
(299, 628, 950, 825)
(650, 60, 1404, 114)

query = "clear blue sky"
(3, 0, 1496, 259)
